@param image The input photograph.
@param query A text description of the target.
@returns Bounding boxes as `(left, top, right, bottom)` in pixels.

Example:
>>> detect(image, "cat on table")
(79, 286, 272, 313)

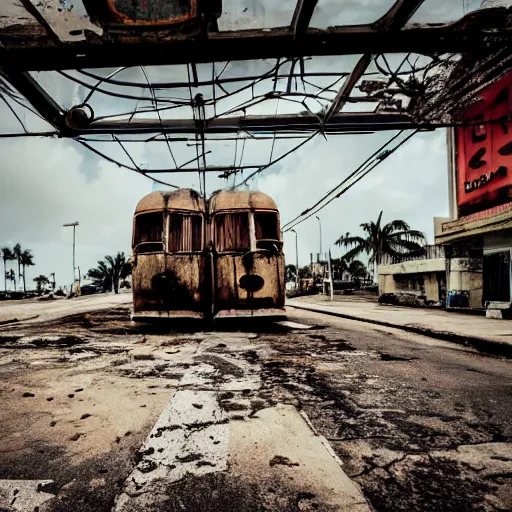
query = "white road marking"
(276, 320, 313, 330)
(113, 334, 371, 511)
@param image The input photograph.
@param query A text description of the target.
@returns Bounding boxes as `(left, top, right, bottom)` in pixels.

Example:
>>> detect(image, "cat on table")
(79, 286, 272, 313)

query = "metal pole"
(328, 249, 334, 301)
(316, 216, 322, 263)
(291, 229, 299, 291)
(63, 222, 79, 288)
(73, 224, 76, 282)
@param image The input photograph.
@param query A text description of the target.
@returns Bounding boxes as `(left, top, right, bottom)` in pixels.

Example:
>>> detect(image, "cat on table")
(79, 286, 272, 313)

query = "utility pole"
(328, 249, 334, 301)
(63, 222, 79, 286)
(315, 216, 322, 262)
(290, 229, 299, 291)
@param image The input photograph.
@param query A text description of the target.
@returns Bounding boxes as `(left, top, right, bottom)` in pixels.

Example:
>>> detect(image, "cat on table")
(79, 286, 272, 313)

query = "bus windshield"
(215, 213, 250, 252)
(169, 214, 203, 253)
(134, 212, 164, 253)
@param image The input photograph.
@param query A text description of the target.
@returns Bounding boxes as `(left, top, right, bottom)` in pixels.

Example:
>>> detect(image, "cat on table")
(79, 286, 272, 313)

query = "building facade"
(435, 71, 512, 313)
(379, 71, 512, 315)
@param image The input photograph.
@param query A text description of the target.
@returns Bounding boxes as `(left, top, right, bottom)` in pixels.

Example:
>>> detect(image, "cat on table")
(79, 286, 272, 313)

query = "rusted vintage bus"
(131, 189, 285, 321)
(131, 189, 206, 320)
(208, 190, 286, 319)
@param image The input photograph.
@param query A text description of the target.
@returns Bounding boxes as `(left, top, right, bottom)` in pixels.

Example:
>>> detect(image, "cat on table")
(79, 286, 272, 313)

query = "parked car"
(80, 284, 98, 295)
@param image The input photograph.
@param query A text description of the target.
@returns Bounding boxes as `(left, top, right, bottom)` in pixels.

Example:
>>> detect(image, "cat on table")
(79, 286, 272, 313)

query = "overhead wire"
(140, 65, 179, 170)
(281, 130, 405, 230)
(76, 139, 179, 189)
(1, 96, 28, 133)
(234, 130, 320, 188)
(283, 130, 419, 232)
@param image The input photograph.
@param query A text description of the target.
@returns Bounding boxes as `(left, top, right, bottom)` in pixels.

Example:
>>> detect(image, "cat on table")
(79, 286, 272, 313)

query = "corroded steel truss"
(0, 1, 511, 185)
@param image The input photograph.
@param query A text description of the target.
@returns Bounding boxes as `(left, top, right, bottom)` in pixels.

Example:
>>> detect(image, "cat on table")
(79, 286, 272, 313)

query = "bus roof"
(208, 190, 278, 213)
(135, 189, 205, 214)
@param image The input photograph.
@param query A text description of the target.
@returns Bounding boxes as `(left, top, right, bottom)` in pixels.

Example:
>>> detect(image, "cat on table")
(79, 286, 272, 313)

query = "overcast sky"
(0, 0, 486, 289)
(0, 127, 448, 289)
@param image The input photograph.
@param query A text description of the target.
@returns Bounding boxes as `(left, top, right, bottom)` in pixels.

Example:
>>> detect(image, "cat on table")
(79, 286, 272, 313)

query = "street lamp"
(316, 215, 323, 262)
(63, 222, 79, 285)
(290, 229, 299, 291)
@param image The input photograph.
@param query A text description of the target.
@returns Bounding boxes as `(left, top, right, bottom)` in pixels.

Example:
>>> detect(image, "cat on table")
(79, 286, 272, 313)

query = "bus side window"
(135, 212, 164, 253)
(215, 213, 250, 252)
(255, 212, 279, 240)
(169, 214, 203, 253)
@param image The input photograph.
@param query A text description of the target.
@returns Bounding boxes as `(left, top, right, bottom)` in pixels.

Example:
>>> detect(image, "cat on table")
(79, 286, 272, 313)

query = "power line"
(283, 130, 419, 232)
(281, 130, 405, 230)
(234, 130, 320, 188)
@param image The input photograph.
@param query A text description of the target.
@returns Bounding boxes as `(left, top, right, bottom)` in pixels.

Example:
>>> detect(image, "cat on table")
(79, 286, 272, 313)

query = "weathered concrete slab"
(228, 404, 371, 512)
(0, 480, 56, 511)
(114, 390, 229, 510)
(113, 335, 370, 511)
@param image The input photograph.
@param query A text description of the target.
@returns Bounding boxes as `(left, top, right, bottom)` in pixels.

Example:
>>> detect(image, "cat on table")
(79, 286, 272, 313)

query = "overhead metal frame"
(1, 20, 511, 72)
(0, 0, 511, 140)
(323, 0, 424, 125)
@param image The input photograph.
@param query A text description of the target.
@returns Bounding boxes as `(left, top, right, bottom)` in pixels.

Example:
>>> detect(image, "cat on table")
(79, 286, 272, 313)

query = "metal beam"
(291, 0, 319, 37)
(144, 165, 261, 174)
(2, 68, 64, 130)
(73, 113, 435, 137)
(323, 0, 427, 125)
(323, 54, 373, 125)
(373, 0, 426, 30)
(1, 22, 511, 71)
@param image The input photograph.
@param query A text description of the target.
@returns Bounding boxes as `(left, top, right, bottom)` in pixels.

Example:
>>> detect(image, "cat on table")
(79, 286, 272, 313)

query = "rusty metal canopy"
(0, 1, 512, 186)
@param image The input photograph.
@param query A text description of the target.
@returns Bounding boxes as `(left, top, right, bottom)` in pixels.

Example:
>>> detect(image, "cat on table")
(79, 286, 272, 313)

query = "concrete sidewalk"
(0, 292, 132, 326)
(287, 295, 512, 357)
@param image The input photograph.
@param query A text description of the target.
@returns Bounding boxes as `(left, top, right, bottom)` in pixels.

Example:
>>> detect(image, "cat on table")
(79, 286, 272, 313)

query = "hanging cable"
(282, 130, 405, 230)
(283, 130, 419, 232)
(234, 130, 320, 188)
(76, 139, 179, 189)
(140, 66, 179, 170)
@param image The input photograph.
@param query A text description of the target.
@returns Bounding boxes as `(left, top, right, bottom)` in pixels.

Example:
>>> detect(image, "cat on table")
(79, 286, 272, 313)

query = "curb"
(287, 303, 512, 359)
(0, 315, 40, 327)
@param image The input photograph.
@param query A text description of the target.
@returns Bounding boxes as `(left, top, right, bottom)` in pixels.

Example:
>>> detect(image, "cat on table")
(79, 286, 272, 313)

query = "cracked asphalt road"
(0, 302, 511, 511)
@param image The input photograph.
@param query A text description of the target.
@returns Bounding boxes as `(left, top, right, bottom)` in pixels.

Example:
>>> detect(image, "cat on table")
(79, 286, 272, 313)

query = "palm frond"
(335, 235, 367, 248)
(383, 220, 411, 234)
(342, 245, 367, 262)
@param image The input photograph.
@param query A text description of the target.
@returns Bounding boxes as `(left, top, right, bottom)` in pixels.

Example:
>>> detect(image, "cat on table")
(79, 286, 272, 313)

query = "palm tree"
(335, 211, 425, 279)
(20, 249, 35, 293)
(1, 247, 15, 293)
(5, 269, 16, 291)
(330, 258, 367, 281)
(33, 275, 50, 294)
(13, 243, 22, 284)
(88, 252, 132, 294)
(87, 261, 112, 292)
(348, 260, 367, 279)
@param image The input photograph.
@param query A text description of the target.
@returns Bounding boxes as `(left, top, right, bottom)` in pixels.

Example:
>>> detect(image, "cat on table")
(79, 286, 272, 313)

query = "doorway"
(483, 250, 511, 303)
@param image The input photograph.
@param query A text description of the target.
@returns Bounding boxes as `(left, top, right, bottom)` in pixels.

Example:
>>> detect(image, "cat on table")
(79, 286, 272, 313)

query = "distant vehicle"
(80, 284, 98, 295)
(130, 189, 286, 322)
